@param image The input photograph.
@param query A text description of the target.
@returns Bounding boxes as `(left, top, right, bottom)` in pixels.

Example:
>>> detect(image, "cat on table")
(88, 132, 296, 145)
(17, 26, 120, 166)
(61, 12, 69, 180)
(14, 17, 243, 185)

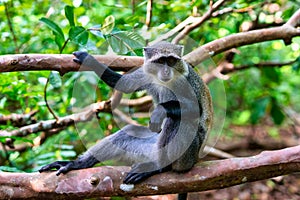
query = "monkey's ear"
(143, 47, 157, 59)
(175, 45, 184, 57)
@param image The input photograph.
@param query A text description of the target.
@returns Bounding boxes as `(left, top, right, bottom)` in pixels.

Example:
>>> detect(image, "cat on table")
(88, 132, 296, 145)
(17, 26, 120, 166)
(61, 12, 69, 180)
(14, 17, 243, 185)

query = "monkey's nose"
(163, 66, 170, 75)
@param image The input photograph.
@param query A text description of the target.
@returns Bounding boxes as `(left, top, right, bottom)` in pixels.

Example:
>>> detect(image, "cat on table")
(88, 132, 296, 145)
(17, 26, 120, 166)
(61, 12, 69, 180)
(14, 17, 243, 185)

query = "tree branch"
(0, 54, 143, 75)
(0, 101, 111, 137)
(183, 9, 300, 66)
(0, 110, 37, 127)
(172, 0, 227, 44)
(0, 145, 299, 199)
(0, 10, 299, 74)
(203, 59, 298, 83)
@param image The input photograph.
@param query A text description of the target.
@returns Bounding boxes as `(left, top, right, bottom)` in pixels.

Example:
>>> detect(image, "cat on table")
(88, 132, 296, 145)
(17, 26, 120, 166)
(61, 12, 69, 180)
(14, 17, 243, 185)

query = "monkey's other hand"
(149, 105, 166, 133)
(38, 161, 75, 176)
(73, 51, 89, 64)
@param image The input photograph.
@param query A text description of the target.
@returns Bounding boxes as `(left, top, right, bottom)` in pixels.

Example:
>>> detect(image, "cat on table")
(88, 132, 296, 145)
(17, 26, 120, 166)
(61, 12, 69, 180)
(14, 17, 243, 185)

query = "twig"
(172, 0, 227, 44)
(149, 16, 198, 45)
(0, 110, 37, 127)
(120, 95, 152, 106)
(4, 2, 19, 53)
(223, 60, 298, 74)
(44, 77, 60, 122)
(203, 59, 298, 83)
(145, 0, 153, 30)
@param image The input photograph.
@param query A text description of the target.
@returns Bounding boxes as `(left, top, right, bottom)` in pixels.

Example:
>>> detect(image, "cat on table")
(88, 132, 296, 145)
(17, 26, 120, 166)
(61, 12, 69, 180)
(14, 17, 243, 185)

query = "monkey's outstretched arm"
(73, 52, 149, 93)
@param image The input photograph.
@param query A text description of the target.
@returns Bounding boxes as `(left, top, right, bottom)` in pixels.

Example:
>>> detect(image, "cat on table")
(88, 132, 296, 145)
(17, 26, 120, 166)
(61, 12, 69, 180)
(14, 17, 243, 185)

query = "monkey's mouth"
(159, 77, 171, 82)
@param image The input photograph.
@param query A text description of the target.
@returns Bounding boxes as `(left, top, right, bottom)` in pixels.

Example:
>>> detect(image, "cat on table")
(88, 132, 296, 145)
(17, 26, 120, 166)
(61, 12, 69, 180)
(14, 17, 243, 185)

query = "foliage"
(0, 0, 299, 174)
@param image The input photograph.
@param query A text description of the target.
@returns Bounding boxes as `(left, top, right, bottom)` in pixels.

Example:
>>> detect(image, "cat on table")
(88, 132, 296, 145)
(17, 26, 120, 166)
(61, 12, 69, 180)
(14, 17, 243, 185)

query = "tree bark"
(0, 145, 299, 199)
(0, 9, 299, 74)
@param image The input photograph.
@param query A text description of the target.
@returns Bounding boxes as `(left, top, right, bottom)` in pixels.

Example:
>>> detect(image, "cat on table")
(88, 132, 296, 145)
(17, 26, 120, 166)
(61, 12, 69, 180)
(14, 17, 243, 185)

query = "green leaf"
(49, 71, 62, 89)
(106, 31, 145, 54)
(262, 68, 280, 82)
(39, 17, 65, 40)
(65, 5, 75, 27)
(69, 26, 89, 45)
(270, 101, 285, 125)
(0, 166, 24, 173)
(101, 15, 115, 34)
(54, 32, 65, 50)
(292, 56, 300, 71)
(89, 25, 104, 38)
(60, 150, 77, 158)
(250, 97, 270, 124)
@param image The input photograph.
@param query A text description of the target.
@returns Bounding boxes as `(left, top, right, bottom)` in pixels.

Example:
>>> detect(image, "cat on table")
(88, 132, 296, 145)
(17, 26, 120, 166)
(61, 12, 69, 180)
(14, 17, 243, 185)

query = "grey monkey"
(39, 41, 213, 195)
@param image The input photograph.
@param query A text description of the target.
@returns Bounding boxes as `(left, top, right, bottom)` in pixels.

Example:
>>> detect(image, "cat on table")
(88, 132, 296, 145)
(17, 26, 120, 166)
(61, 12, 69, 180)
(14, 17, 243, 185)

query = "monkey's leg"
(39, 125, 158, 176)
(124, 118, 179, 184)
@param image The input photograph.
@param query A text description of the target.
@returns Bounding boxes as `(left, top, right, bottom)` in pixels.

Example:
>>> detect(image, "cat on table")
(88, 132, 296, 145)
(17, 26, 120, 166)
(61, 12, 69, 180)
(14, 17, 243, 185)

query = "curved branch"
(0, 145, 299, 199)
(183, 9, 300, 66)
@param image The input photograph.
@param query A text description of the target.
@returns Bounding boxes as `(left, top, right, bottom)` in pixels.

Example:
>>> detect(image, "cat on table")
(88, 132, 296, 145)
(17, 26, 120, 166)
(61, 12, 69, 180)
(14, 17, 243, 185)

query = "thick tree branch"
(0, 145, 299, 199)
(0, 54, 143, 75)
(0, 11, 299, 73)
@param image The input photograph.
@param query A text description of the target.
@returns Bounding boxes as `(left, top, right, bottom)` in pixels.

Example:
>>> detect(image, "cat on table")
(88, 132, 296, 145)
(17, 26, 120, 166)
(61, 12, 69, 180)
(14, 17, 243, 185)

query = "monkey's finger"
(38, 161, 69, 172)
(149, 123, 162, 133)
(73, 58, 82, 64)
(123, 172, 139, 184)
(124, 171, 153, 184)
(56, 167, 69, 176)
(73, 51, 88, 64)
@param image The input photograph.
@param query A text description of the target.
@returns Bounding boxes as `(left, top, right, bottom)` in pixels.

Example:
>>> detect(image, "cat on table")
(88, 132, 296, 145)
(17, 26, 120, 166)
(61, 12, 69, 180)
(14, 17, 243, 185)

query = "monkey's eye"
(155, 57, 167, 65)
(166, 56, 178, 66)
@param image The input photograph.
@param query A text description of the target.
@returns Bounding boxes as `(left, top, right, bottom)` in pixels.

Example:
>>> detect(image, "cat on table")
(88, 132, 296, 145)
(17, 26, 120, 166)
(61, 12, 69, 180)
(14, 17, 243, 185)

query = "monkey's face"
(144, 55, 187, 84)
(143, 42, 188, 84)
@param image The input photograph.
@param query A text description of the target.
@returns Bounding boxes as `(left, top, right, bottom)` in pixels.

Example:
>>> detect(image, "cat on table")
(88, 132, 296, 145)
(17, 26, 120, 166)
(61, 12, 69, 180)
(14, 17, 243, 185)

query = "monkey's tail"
(178, 193, 187, 200)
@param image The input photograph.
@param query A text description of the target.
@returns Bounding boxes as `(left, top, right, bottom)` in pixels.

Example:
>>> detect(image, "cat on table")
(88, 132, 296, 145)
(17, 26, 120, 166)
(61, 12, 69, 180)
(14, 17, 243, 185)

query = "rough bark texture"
(0, 145, 299, 199)
(0, 54, 144, 75)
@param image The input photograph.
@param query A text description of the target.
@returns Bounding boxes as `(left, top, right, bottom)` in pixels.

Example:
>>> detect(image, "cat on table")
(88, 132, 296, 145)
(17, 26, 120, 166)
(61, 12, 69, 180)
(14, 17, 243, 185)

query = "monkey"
(39, 41, 213, 197)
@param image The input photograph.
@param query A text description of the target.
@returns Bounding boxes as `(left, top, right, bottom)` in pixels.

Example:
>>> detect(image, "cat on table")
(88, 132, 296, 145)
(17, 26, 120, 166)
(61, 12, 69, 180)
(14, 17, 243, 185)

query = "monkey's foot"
(39, 161, 75, 176)
(124, 162, 169, 184)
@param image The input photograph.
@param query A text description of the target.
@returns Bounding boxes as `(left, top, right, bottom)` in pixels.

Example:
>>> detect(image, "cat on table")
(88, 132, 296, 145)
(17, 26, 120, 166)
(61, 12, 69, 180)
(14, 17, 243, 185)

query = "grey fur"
(39, 42, 213, 188)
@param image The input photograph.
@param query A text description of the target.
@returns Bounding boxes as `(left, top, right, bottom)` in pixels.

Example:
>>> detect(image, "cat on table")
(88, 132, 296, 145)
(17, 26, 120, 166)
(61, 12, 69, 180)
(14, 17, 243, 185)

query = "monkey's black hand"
(73, 51, 89, 64)
(39, 161, 75, 176)
(149, 105, 166, 132)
